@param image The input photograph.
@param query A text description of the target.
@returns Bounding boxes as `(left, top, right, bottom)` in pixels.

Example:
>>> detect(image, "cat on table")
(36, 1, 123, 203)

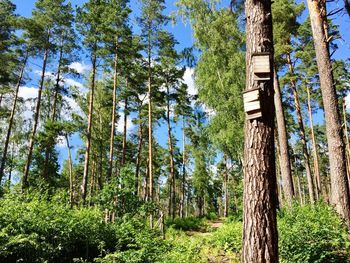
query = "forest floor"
(183, 219, 238, 263)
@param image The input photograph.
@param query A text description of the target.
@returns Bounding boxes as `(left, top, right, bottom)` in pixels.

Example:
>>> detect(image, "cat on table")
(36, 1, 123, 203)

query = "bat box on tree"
(243, 88, 262, 120)
(252, 52, 271, 80)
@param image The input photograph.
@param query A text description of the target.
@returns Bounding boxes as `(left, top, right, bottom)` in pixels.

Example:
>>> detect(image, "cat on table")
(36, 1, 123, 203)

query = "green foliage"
(278, 203, 350, 263)
(210, 221, 242, 254)
(165, 216, 205, 231)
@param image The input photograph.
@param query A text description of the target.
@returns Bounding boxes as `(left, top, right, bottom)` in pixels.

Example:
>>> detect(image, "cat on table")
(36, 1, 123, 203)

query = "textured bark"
(307, 0, 350, 221)
(242, 0, 278, 262)
(273, 68, 294, 205)
(23, 47, 49, 189)
(342, 99, 350, 190)
(287, 54, 315, 203)
(224, 156, 229, 217)
(307, 86, 321, 197)
(81, 46, 97, 203)
(0, 54, 28, 182)
(108, 44, 119, 178)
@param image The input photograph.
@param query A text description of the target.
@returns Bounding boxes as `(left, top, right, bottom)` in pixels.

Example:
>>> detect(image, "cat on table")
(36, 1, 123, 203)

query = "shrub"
(165, 216, 205, 231)
(210, 221, 242, 254)
(278, 203, 350, 263)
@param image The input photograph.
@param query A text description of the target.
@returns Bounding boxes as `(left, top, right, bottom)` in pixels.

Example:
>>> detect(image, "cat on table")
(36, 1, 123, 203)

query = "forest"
(0, 0, 350, 262)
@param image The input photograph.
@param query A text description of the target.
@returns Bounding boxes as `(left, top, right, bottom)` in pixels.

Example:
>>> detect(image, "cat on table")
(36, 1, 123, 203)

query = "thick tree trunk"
(66, 134, 74, 208)
(287, 53, 315, 203)
(273, 68, 294, 205)
(23, 47, 49, 189)
(0, 54, 28, 182)
(81, 46, 97, 203)
(242, 1, 278, 262)
(166, 86, 176, 220)
(122, 95, 128, 165)
(307, 86, 321, 198)
(108, 44, 119, 178)
(307, 0, 350, 221)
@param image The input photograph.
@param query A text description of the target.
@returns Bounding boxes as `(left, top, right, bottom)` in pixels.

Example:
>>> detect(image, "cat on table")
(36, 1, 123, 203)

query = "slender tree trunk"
(0, 54, 28, 182)
(224, 156, 229, 217)
(135, 118, 143, 196)
(23, 47, 49, 189)
(81, 46, 97, 203)
(307, 0, 350, 220)
(166, 86, 176, 219)
(122, 94, 128, 165)
(307, 86, 321, 198)
(66, 134, 74, 208)
(147, 26, 154, 228)
(287, 53, 315, 203)
(180, 116, 186, 218)
(342, 99, 350, 190)
(108, 43, 119, 178)
(274, 68, 294, 205)
(242, 1, 278, 262)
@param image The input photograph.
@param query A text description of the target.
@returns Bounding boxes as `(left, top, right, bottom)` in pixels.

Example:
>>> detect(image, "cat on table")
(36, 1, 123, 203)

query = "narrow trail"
(184, 219, 236, 263)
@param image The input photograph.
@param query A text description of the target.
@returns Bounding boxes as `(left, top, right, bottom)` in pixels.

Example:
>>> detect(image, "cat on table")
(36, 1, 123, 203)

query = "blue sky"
(10, 0, 350, 169)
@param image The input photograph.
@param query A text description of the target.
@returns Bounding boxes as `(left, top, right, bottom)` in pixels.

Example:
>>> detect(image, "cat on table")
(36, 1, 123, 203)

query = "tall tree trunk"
(180, 116, 186, 218)
(166, 86, 176, 220)
(23, 46, 49, 189)
(274, 68, 294, 205)
(147, 26, 154, 228)
(242, 1, 278, 262)
(224, 156, 229, 217)
(307, 86, 321, 198)
(287, 53, 315, 203)
(108, 43, 119, 178)
(342, 99, 350, 190)
(81, 46, 97, 203)
(0, 54, 28, 182)
(122, 94, 128, 165)
(307, 0, 350, 221)
(66, 134, 74, 208)
(135, 118, 143, 196)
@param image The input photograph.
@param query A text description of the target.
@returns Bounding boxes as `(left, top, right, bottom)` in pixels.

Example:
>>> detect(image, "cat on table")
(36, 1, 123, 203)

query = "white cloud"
(183, 68, 197, 96)
(69, 62, 91, 74)
(19, 86, 38, 100)
(346, 93, 350, 110)
(64, 78, 86, 92)
(117, 116, 135, 134)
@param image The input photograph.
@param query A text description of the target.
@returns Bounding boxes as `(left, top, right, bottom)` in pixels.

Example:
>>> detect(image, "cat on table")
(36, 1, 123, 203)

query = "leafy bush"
(0, 192, 166, 263)
(278, 203, 350, 263)
(165, 216, 205, 231)
(210, 221, 242, 254)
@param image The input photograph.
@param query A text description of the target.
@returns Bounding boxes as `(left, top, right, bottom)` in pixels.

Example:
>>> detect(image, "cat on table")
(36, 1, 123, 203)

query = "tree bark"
(242, 1, 278, 262)
(135, 117, 144, 196)
(307, 86, 321, 198)
(307, 0, 350, 221)
(66, 134, 74, 208)
(122, 94, 128, 165)
(287, 53, 315, 204)
(273, 68, 294, 206)
(180, 116, 186, 218)
(23, 46, 49, 189)
(0, 54, 28, 182)
(108, 43, 119, 178)
(166, 86, 176, 220)
(224, 156, 229, 217)
(342, 99, 350, 190)
(81, 45, 97, 203)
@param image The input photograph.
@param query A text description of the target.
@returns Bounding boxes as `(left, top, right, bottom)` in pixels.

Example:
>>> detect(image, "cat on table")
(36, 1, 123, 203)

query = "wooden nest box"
(243, 88, 262, 120)
(252, 52, 271, 81)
